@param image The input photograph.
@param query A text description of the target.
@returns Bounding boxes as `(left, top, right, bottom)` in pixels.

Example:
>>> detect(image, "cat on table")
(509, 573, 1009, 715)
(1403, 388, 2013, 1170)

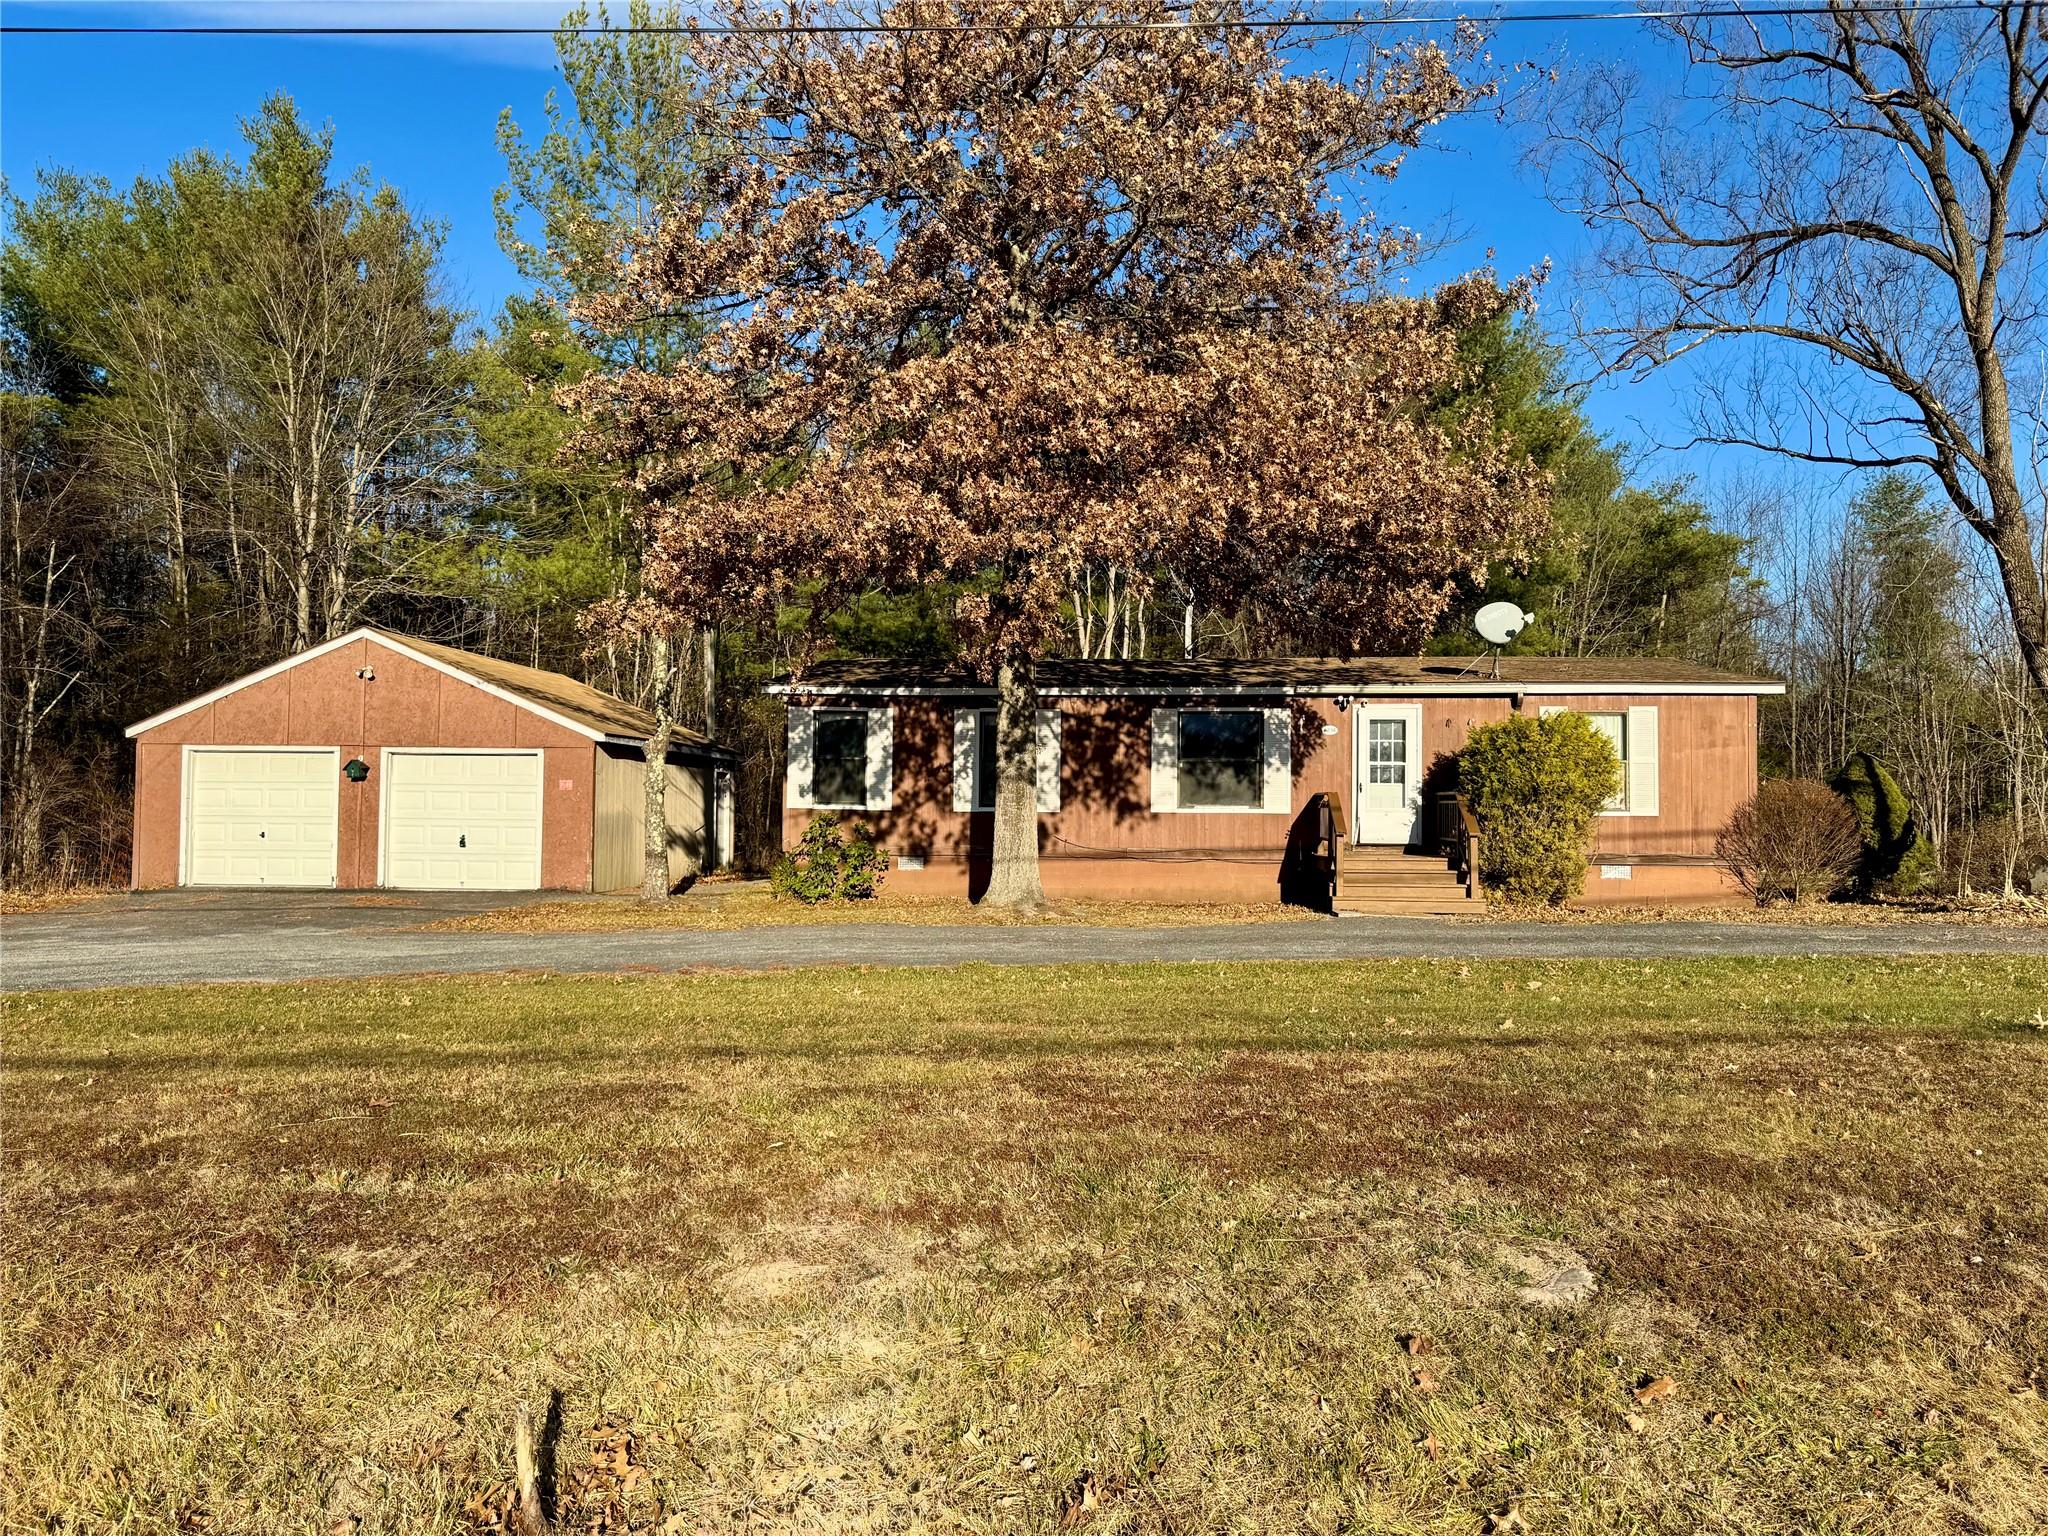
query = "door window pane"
(1179, 710, 1263, 808)
(1364, 717, 1407, 809)
(812, 711, 869, 808)
(1367, 718, 1406, 784)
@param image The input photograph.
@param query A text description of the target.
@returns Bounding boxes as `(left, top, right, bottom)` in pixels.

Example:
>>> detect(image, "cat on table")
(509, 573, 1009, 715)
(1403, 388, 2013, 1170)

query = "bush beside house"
(1829, 752, 1936, 896)
(770, 814, 887, 904)
(1715, 779, 1863, 905)
(1457, 714, 1622, 906)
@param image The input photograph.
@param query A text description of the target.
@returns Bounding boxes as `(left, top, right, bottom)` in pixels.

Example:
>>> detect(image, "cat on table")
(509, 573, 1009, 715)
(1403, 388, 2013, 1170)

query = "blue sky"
(1, 0, 1784, 499)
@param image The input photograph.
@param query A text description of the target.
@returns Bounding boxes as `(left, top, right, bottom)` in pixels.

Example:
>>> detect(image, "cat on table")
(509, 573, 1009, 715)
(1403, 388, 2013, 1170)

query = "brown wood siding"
(131, 636, 597, 890)
(1537, 693, 1757, 859)
(780, 689, 1758, 904)
(784, 696, 1344, 865)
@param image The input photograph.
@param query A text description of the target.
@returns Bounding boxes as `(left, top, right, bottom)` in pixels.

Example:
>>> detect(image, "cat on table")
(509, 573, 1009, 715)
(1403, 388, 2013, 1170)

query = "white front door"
(1354, 704, 1423, 846)
(381, 751, 543, 890)
(184, 748, 339, 887)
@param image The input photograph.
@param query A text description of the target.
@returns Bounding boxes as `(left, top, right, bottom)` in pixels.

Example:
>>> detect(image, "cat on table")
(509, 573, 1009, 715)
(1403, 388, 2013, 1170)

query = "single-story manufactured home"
(126, 627, 733, 892)
(771, 657, 1785, 908)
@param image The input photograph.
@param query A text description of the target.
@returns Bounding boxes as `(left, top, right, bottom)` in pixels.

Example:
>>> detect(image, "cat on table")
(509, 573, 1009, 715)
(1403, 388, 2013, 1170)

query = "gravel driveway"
(4, 889, 2041, 991)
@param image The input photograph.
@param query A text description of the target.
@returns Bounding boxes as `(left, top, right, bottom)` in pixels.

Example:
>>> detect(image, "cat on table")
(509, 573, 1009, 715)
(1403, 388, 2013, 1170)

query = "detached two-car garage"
(129, 628, 730, 893)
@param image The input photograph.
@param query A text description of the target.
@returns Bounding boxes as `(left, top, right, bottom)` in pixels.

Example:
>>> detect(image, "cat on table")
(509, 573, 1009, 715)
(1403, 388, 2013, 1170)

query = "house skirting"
(878, 852, 1745, 907)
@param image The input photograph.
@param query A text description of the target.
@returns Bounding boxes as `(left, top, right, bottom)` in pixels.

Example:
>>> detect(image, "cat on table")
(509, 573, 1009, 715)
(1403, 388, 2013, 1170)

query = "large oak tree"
(571, 0, 1547, 906)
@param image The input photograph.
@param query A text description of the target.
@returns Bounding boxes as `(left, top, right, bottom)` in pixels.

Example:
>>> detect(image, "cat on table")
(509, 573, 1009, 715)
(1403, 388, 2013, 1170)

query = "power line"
(0, 1, 2015, 36)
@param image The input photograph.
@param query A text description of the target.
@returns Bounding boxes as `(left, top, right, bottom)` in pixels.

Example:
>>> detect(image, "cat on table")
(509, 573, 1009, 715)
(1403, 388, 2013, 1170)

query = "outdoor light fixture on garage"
(343, 758, 370, 783)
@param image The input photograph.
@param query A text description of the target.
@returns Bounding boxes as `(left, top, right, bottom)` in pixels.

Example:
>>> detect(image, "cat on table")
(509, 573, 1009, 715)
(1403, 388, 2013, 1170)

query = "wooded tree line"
(3, 0, 2042, 895)
(1743, 474, 2048, 893)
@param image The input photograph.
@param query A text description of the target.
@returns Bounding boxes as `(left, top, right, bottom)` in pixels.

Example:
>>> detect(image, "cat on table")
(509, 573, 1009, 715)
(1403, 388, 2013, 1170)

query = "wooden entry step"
(1333, 845, 1476, 916)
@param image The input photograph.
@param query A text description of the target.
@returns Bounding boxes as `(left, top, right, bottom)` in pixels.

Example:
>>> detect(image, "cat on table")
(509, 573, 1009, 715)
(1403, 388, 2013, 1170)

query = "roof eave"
(124, 626, 674, 743)
(770, 680, 1788, 699)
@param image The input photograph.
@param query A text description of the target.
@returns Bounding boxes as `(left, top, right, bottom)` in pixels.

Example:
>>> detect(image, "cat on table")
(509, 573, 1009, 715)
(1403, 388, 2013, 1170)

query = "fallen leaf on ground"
(1058, 1469, 1123, 1527)
(1633, 1375, 1679, 1406)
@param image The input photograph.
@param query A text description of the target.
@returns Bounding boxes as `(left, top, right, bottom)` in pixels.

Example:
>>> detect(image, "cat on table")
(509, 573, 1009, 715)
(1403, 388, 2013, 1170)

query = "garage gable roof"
(124, 627, 716, 749)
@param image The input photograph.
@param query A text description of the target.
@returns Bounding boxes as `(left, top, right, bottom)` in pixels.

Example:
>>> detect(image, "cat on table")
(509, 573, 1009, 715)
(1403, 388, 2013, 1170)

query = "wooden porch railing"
(1437, 791, 1480, 899)
(1315, 791, 1348, 909)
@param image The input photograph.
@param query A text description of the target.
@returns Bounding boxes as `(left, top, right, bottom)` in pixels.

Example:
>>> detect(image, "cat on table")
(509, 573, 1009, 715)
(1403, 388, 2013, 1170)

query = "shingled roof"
(770, 655, 1784, 696)
(367, 629, 716, 746)
(126, 626, 726, 749)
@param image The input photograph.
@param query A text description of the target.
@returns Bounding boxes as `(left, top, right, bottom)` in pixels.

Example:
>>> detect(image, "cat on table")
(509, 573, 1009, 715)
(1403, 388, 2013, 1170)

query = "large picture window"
(1178, 710, 1264, 809)
(811, 710, 870, 808)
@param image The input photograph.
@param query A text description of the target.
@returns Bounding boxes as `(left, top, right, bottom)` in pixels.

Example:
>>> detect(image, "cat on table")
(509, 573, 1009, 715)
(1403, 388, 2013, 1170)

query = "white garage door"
(382, 751, 543, 890)
(185, 749, 338, 887)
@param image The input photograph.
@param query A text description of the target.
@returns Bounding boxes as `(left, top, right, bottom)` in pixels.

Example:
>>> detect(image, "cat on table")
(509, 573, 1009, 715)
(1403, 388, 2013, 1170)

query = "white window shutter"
(1261, 706, 1292, 813)
(865, 706, 894, 810)
(952, 709, 978, 812)
(1035, 709, 1062, 812)
(1627, 705, 1660, 816)
(1150, 708, 1179, 812)
(785, 706, 814, 809)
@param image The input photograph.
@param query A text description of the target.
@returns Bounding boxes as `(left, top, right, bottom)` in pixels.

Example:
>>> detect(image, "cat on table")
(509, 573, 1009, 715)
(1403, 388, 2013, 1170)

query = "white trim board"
(771, 680, 1785, 699)
(127, 627, 627, 745)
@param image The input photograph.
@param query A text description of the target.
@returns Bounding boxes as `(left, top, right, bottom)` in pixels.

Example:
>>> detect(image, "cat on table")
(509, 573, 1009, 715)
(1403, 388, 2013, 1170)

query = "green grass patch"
(6, 957, 2046, 1533)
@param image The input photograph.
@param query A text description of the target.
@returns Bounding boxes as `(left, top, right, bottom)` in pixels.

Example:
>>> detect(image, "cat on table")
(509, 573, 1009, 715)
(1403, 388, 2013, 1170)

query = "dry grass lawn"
(6, 957, 2047, 1535)
(0, 885, 118, 915)
(425, 887, 1322, 933)
(1504, 896, 2048, 928)
(424, 887, 2048, 936)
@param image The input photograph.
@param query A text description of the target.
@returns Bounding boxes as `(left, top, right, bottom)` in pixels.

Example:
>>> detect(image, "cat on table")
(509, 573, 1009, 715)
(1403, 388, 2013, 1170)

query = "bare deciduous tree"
(1536, 0, 2048, 689)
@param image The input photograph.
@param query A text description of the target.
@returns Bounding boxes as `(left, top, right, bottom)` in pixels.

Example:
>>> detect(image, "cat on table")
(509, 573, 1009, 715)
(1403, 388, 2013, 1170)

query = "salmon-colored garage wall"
(780, 690, 1757, 905)
(130, 637, 595, 890)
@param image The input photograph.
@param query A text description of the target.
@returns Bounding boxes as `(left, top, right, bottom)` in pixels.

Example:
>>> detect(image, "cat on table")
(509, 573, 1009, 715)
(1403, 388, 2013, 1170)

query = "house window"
(1543, 706, 1629, 811)
(1178, 710, 1264, 809)
(811, 710, 870, 808)
(954, 706, 1061, 814)
(975, 708, 997, 811)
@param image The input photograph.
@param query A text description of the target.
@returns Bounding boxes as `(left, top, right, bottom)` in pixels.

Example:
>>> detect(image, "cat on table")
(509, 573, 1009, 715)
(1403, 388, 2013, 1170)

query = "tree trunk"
(1982, 471, 2048, 696)
(641, 630, 677, 903)
(979, 656, 1045, 910)
(699, 624, 718, 735)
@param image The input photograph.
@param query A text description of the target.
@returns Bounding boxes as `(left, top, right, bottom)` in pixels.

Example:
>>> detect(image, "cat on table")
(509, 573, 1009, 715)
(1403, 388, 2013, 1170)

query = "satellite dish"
(1474, 602, 1534, 647)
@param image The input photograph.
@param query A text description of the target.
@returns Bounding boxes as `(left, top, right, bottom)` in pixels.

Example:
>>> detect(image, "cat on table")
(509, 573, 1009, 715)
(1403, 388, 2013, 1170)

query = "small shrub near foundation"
(770, 814, 887, 904)
(1716, 779, 1862, 905)
(1458, 713, 1622, 907)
